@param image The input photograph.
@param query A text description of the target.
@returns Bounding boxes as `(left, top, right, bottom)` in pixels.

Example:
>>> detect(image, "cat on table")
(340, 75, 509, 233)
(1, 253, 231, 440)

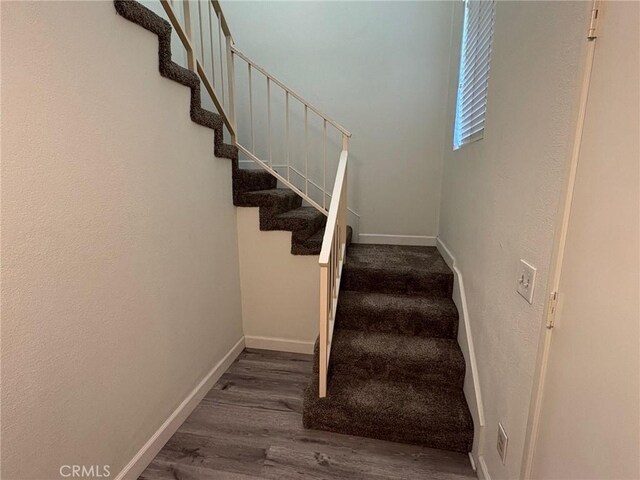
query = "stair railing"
(158, 0, 351, 216)
(318, 144, 348, 398)
(159, 0, 236, 137)
(157, 1, 351, 396)
(230, 48, 351, 214)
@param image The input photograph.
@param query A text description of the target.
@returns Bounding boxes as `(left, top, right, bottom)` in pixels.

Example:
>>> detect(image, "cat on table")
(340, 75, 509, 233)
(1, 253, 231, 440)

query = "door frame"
(519, 3, 599, 478)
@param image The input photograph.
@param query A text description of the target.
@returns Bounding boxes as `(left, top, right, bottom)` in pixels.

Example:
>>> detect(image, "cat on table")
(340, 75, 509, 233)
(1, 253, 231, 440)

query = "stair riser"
(291, 243, 321, 256)
(258, 204, 305, 230)
(312, 343, 464, 389)
(302, 385, 473, 453)
(233, 170, 277, 194)
(302, 410, 472, 453)
(234, 193, 302, 210)
(341, 268, 454, 298)
(336, 302, 458, 339)
(293, 225, 353, 256)
(330, 360, 464, 389)
(267, 214, 327, 241)
(292, 220, 327, 243)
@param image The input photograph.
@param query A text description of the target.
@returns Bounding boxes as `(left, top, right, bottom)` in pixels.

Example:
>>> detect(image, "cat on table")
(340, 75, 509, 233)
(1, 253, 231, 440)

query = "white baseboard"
(436, 238, 486, 460)
(476, 455, 492, 480)
(468, 452, 477, 472)
(244, 335, 315, 354)
(436, 237, 455, 269)
(114, 337, 245, 480)
(357, 234, 437, 246)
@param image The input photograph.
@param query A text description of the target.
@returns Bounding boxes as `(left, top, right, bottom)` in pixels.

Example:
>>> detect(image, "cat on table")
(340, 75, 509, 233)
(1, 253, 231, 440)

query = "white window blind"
(454, 0, 496, 149)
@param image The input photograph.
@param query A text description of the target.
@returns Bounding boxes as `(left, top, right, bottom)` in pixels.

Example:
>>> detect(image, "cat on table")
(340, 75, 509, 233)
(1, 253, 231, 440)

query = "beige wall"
(1, 2, 243, 478)
(236, 208, 318, 353)
(221, 1, 455, 240)
(530, 2, 640, 478)
(438, 2, 589, 478)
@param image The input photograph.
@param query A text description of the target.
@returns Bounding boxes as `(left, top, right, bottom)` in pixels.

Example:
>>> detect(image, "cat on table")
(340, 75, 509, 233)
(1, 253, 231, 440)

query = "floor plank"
(140, 349, 476, 480)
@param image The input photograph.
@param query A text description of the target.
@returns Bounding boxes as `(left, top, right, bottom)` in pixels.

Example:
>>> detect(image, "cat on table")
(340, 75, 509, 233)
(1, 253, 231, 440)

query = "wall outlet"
(497, 422, 508, 464)
(517, 259, 536, 304)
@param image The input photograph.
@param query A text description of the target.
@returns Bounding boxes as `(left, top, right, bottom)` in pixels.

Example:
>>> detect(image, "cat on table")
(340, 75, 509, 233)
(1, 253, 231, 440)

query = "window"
(454, 0, 496, 149)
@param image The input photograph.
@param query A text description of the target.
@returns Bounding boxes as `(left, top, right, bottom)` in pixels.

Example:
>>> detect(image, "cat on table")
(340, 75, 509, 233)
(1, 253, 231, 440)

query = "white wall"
(530, 2, 640, 478)
(236, 208, 318, 353)
(221, 0, 454, 240)
(1, 2, 244, 479)
(437, 2, 589, 479)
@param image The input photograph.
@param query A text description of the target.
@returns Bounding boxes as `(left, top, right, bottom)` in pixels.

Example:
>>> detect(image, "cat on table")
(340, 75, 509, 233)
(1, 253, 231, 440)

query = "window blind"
(454, 0, 496, 149)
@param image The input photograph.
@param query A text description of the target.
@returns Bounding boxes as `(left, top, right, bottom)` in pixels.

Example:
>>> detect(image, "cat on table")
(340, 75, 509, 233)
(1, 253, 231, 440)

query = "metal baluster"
(248, 63, 254, 152)
(286, 92, 290, 182)
(305, 105, 308, 195)
(217, 10, 225, 104)
(323, 120, 327, 210)
(267, 78, 272, 168)
(197, 0, 205, 75)
(225, 39, 235, 141)
(208, 5, 216, 87)
(183, 1, 195, 71)
(319, 265, 328, 398)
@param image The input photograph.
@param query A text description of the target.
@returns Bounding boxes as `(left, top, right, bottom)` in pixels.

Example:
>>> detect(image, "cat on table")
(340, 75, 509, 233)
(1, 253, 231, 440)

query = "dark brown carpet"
(303, 245, 474, 453)
(114, 0, 472, 454)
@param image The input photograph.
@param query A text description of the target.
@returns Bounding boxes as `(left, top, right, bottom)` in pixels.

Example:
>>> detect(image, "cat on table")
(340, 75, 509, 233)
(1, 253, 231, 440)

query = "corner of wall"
(236, 207, 319, 353)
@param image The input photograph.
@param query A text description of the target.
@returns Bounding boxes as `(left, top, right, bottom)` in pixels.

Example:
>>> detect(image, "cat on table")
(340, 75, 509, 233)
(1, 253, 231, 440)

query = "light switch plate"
(517, 259, 536, 304)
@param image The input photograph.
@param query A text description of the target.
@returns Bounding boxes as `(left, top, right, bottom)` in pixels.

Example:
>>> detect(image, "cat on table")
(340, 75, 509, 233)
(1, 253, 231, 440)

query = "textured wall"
(236, 208, 318, 352)
(221, 1, 455, 239)
(438, 2, 588, 479)
(1, 2, 243, 478)
(531, 2, 640, 477)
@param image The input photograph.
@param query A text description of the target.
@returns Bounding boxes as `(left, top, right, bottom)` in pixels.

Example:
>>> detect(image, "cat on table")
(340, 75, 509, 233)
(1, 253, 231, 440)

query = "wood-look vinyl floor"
(140, 349, 476, 480)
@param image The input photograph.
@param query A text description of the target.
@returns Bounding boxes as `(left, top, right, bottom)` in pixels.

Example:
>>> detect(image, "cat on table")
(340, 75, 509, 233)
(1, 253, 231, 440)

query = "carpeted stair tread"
(342, 244, 453, 297)
(329, 329, 465, 387)
(294, 225, 353, 255)
(303, 373, 473, 452)
(233, 168, 278, 194)
(234, 188, 302, 209)
(271, 207, 327, 233)
(336, 291, 459, 338)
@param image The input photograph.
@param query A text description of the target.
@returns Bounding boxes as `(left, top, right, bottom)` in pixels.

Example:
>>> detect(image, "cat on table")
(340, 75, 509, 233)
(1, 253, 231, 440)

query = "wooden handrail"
(156, 0, 353, 399)
(319, 150, 348, 266)
(210, 0, 232, 39)
(318, 148, 348, 397)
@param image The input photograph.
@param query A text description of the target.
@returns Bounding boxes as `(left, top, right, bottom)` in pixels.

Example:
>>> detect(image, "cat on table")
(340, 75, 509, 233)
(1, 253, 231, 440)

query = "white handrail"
(318, 148, 348, 397)
(230, 47, 351, 214)
(156, 0, 352, 217)
(155, 2, 353, 396)
(230, 47, 352, 138)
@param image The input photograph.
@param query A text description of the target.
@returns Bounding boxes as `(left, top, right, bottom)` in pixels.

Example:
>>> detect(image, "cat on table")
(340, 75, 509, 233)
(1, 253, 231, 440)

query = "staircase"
(113, 0, 348, 256)
(114, 0, 473, 455)
(303, 244, 474, 453)
(234, 173, 352, 255)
